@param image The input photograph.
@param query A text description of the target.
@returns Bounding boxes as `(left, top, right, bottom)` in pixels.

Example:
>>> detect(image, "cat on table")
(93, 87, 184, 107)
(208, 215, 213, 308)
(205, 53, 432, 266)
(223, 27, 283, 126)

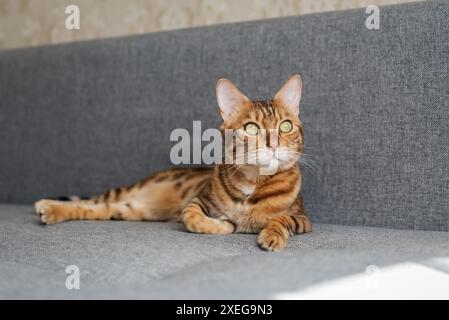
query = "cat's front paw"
(257, 229, 288, 252)
(34, 200, 63, 225)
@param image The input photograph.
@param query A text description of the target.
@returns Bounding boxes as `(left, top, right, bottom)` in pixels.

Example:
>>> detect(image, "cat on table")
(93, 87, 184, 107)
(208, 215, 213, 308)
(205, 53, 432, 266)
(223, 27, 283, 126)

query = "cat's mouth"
(252, 148, 298, 174)
(256, 148, 291, 164)
(229, 147, 298, 173)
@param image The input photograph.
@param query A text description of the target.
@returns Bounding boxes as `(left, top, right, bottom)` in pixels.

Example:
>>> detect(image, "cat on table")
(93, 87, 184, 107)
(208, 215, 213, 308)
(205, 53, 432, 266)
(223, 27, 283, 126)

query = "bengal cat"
(34, 74, 312, 252)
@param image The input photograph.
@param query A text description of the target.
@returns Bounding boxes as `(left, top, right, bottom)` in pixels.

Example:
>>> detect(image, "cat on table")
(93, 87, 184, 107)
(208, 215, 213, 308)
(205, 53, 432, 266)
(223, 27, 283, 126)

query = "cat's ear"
(274, 74, 303, 116)
(216, 78, 250, 121)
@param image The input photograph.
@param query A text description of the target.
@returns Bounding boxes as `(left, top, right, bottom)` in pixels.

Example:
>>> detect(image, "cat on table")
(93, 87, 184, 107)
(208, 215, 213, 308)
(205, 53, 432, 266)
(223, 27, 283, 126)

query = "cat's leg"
(34, 199, 147, 225)
(257, 214, 312, 252)
(34, 168, 212, 225)
(182, 197, 235, 234)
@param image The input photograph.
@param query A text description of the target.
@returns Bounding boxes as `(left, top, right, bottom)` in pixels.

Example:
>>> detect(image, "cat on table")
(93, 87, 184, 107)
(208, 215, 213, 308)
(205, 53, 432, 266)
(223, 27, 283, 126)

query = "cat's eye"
(279, 120, 293, 133)
(244, 122, 259, 135)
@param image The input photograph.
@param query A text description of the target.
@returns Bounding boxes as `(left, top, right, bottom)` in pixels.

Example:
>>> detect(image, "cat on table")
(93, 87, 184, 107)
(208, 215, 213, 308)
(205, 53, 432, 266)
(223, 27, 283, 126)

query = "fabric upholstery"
(1, 204, 448, 299)
(0, 2, 447, 229)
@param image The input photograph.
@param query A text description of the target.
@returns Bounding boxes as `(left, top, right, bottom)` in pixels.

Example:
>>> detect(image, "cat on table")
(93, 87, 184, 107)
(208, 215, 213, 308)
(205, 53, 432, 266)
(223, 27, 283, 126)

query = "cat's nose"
(268, 141, 279, 150)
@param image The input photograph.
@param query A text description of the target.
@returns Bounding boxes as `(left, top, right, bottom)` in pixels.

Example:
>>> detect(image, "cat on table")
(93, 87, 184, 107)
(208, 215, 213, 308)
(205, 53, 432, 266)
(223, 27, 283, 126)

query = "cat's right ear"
(216, 79, 250, 121)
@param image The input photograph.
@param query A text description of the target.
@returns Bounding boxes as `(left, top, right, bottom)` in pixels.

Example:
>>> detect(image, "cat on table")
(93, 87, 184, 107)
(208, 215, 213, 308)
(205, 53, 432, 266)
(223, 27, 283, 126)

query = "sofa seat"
(1, 204, 448, 299)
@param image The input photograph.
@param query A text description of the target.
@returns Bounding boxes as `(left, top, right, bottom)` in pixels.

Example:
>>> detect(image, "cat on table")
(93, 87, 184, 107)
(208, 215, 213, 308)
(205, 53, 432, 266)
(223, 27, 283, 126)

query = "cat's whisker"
(297, 158, 320, 174)
(300, 157, 319, 169)
(282, 151, 320, 174)
(229, 165, 242, 178)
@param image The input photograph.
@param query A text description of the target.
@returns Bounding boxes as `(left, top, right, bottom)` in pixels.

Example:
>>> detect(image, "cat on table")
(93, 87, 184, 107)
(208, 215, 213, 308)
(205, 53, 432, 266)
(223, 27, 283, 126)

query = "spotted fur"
(34, 75, 311, 251)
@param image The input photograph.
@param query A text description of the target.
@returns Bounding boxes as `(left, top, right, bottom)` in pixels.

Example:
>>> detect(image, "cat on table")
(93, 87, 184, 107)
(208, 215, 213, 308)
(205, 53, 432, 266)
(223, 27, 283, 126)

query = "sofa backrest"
(0, 1, 448, 231)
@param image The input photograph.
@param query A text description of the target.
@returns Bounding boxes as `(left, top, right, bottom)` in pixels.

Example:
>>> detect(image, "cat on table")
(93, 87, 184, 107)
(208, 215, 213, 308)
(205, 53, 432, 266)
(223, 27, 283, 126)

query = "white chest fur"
(240, 185, 255, 196)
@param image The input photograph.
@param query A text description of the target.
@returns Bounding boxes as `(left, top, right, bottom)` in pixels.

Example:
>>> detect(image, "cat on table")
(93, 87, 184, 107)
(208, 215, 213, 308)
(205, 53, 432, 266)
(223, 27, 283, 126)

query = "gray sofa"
(0, 1, 448, 299)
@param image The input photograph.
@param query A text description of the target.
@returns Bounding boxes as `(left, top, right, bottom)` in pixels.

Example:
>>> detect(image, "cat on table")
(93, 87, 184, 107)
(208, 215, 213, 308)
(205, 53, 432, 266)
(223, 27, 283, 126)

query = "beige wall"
(0, 0, 417, 50)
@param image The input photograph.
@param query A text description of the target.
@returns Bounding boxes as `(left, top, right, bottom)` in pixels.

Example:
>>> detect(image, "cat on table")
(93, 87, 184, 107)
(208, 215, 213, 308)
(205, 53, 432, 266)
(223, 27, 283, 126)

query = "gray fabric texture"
(0, 2, 448, 232)
(1, 204, 449, 299)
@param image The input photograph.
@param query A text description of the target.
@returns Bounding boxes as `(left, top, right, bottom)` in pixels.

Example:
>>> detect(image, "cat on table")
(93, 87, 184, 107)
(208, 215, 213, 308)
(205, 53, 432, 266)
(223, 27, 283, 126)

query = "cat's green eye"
(279, 120, 293, 133)
(244, 122, 259, 135)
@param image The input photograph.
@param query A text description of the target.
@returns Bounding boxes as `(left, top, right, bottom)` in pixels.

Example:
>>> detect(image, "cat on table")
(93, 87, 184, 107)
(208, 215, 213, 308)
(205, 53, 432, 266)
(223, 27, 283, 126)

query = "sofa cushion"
(1, 1, 448, 231)
(1, 204, 448, 299)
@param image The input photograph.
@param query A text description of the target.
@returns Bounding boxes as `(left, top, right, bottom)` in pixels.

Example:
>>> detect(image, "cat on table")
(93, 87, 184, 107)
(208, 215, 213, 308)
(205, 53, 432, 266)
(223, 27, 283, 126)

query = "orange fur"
(35, 75, 311, 251)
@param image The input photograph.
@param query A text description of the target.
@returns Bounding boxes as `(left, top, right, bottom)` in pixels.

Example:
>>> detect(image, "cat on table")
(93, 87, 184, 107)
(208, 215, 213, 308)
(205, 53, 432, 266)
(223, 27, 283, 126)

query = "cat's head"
(216, 75, 304, 174)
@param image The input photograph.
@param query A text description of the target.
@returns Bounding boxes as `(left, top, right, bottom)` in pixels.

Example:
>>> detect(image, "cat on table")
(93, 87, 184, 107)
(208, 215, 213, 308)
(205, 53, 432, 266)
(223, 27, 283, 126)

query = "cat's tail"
(48, 184, 133, 204)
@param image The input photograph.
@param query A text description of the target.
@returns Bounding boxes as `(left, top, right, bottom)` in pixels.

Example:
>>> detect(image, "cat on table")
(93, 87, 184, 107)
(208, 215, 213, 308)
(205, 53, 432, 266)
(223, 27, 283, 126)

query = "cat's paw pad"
(34, 200, 59, 225)
(257, 229, 288, 252)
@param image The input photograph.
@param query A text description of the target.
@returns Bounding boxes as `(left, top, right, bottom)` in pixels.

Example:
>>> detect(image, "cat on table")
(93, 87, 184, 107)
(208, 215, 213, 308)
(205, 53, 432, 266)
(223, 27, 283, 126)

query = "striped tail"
(48, 195, 92, 201)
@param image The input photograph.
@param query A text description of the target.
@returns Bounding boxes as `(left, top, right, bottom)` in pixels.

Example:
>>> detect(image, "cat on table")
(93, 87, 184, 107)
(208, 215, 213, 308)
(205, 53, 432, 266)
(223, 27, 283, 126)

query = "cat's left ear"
(274, 74, 303, 116)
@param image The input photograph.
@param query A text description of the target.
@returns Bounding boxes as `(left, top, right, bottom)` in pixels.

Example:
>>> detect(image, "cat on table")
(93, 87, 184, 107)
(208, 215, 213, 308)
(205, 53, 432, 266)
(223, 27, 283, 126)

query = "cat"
(34, 74, 311, 252)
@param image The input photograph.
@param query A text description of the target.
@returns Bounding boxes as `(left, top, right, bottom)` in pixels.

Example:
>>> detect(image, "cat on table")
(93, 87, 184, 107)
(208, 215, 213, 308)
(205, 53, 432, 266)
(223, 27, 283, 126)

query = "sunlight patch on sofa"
(273, 259, 449, 300)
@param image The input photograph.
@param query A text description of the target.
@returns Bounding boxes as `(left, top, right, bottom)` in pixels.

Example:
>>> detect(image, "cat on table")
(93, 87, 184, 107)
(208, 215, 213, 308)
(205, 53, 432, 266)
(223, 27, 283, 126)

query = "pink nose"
(269, 142, 278, 150)
(266, 131, 279, 150)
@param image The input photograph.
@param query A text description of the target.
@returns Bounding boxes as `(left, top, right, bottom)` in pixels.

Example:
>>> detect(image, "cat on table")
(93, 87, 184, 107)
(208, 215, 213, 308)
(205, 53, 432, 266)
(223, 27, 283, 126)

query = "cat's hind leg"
(34, 199, 146, 225)
(182, 197, 235, 234)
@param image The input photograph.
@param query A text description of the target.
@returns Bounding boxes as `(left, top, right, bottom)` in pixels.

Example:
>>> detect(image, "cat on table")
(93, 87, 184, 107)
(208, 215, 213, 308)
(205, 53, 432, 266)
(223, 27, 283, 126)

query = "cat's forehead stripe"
(253, 100, 275, 119)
